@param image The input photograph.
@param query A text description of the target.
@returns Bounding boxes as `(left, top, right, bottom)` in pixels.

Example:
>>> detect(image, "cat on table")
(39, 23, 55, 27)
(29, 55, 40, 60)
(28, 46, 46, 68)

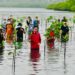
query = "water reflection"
(0, 48, 4, 64)
(64, 56, 67, 75)
(30, 49, 40, 62)
(30, 49, 40, 75)
(47, 48, 59, 64)
(63, 43, 67, 74)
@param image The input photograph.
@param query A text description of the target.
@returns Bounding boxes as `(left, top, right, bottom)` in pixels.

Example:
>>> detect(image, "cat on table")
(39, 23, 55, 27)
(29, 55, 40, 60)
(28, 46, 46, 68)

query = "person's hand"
(21, 28, 23, 31)
(24, 31, 26, 34)
(38, 43, 40, 46)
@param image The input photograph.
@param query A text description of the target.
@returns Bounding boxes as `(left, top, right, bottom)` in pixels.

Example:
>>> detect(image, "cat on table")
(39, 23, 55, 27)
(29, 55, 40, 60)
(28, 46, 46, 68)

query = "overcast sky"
(0, 0, 63, 3)
(0, 0, 63, 7)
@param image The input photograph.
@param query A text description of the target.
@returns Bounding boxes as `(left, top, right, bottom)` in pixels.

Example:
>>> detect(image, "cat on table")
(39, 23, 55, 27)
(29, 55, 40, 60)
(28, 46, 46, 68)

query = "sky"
(0, 0, 63, 7)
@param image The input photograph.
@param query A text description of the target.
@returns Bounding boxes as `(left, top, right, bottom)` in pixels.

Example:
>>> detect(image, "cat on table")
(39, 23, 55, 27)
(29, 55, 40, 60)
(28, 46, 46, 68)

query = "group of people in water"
(0, 15, 70, 54)
(45, 16, 69, 49)
(0, 15, 72, 61)
(0, 15, 40, 54)
(0, 15, 41, 60)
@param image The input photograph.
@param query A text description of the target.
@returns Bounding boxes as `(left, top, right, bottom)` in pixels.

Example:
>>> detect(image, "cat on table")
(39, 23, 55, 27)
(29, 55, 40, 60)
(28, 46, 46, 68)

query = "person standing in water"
(16, 23, 25, 48)
(1, 18, 7, 33)
(30, 27, 41, 59)
(49, 30, 55, 48)
(6, 19, 14, 44)
(33, 16, 40, 31)
(26, 17, 33, 39)
(60, 22, 69, 42)
(1, 18, 7, 39)
(62, 16, 68, 22)
(28, 20, 34, 36)
(0, 28, 4, 48)
(26, 16, 32, 26)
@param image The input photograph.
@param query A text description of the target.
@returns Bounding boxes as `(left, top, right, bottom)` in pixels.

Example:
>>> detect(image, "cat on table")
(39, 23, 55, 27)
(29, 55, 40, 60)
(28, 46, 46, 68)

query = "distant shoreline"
(0, 8, 73, 16)
(47, 1, 75, 12)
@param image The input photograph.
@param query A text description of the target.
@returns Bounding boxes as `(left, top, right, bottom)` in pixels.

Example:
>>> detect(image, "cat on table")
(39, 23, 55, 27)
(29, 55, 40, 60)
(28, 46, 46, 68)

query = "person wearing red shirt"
(30, 27, 41, 59)
(50, 31, 55, 37)
(49, 30, 55, 48)
(6, 23, 14, 44)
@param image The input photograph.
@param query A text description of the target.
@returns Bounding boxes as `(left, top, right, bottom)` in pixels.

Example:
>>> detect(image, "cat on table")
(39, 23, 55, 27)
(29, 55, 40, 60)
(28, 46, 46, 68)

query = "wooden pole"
(44, 19, 47, 60)
(12, 35, 17, 75)
(12, 45, 16, 75)
(64, 42, 67, 74)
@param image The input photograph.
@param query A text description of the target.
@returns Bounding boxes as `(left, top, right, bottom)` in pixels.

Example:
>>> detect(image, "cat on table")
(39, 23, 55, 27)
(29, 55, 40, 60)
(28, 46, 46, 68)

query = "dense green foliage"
(44, 16, 70, 43)
(47, 0, 75, 11)
(44, 17, 62, 39)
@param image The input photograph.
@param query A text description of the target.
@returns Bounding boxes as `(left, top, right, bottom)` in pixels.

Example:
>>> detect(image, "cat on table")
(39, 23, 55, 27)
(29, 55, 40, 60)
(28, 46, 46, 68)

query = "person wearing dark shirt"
(33, 16, 40, 31)
(60, 22, 69, 42)
(0, 29, 4, 48)
(26, 16, 32, 26)
(16, 23, 25, 48)
(16, 23, 25, 42)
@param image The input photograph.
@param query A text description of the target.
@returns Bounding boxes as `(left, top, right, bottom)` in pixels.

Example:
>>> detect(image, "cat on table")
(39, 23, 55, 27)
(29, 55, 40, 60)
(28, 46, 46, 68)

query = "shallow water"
(0, 8, 75, 75)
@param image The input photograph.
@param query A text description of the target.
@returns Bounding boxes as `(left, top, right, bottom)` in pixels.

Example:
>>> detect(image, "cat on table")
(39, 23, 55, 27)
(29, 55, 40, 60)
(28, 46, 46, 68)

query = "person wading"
(33, 16, 40, 31)
(0, 28, 4, 48)
(60, 22, 69, 43)
(29, 27, 41, 59)
(16, 23, 25, 48)
(6, 19, 14, 44)
(26, 16, 32, 26)
(49, 30, 55, 48)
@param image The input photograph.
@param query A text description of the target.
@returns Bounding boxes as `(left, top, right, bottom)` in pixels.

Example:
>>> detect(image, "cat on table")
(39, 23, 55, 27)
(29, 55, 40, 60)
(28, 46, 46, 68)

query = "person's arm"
(37, 33, 41, 46)
(23, 28, 25, 34)
(29, 34, 32, 42)
(67, 26, 69, 32)
(5, 24, 7, 34)
(1, 33, 4, 40)
(39, 33, 41, 43)
(67, 26, 69, 34)
(60, 26, 62, 34)
(26, 20, 29, 26)
(38, 20, 40, 24)
(60, 26, 63, 41)
(20, 28, 25, 33)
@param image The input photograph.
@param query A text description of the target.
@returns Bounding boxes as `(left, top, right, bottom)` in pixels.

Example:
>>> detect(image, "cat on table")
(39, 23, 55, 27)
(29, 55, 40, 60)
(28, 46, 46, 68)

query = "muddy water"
(0, 8, 75, 75)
